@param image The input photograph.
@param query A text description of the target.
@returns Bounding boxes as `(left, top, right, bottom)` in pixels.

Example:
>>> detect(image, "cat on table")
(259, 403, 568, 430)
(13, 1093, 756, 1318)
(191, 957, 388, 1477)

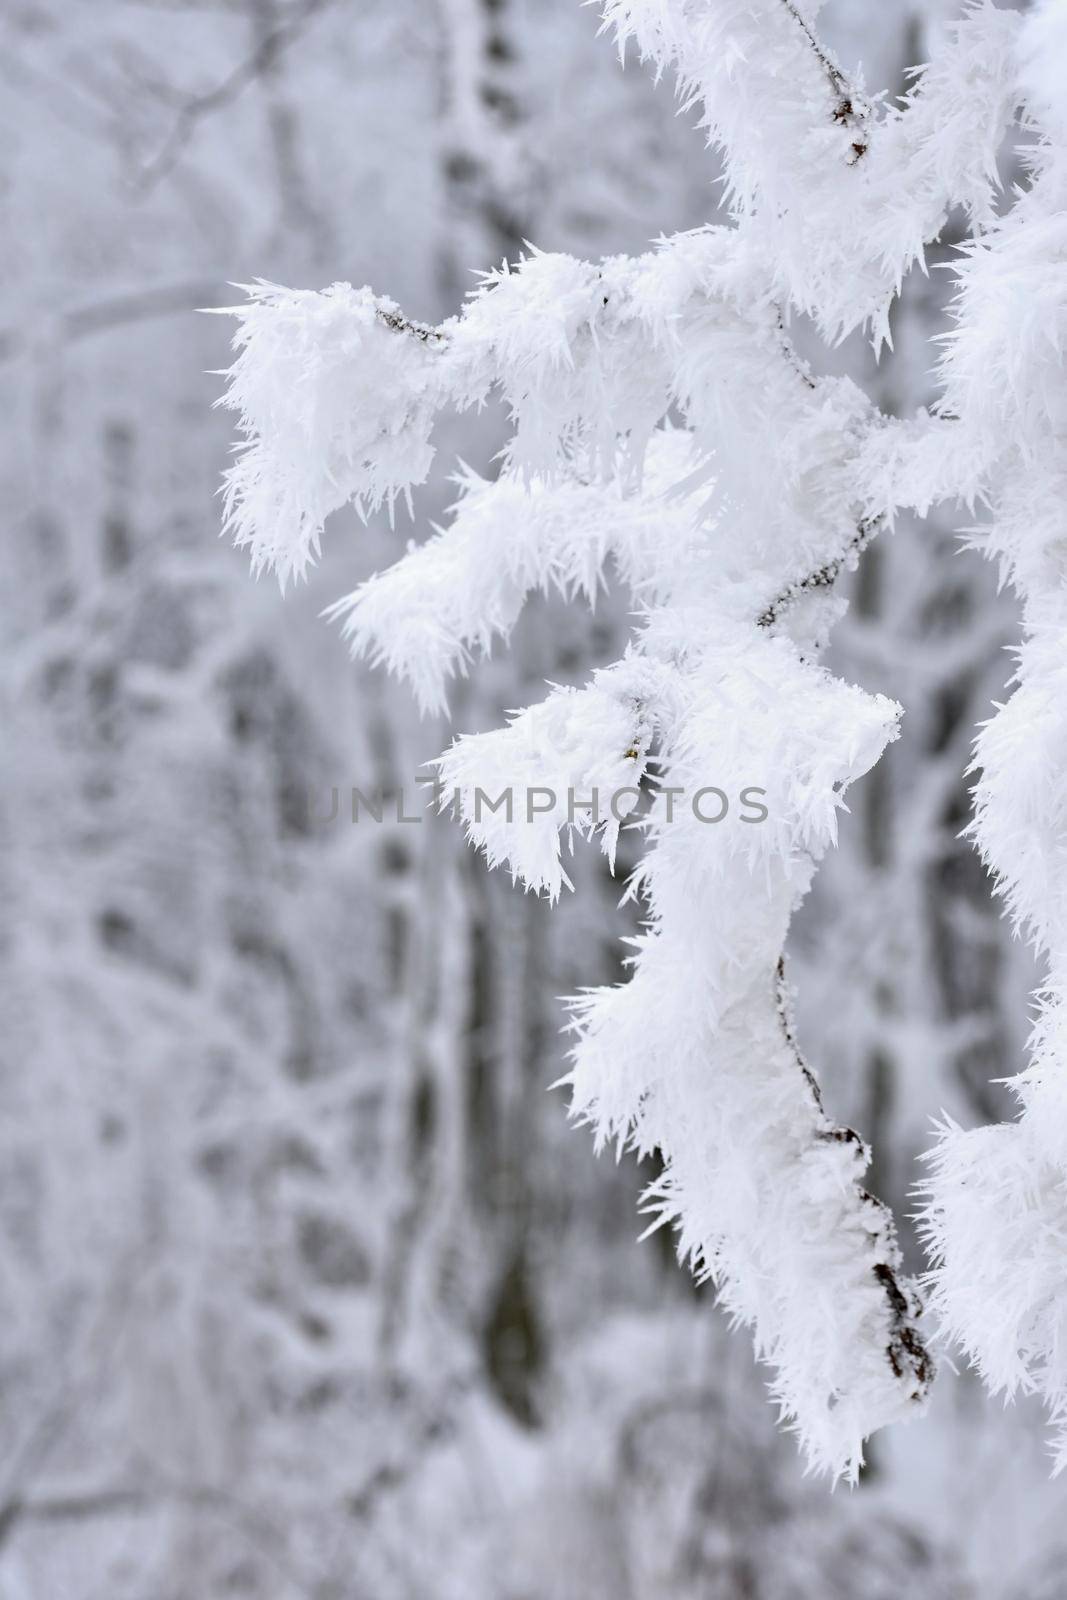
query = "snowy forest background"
(1, 0, 1063, 1595)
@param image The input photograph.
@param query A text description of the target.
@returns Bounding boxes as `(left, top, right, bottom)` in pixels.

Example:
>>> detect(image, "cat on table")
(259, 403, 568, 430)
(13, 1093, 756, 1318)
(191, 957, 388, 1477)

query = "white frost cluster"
(215, 0, 1067, 1477)
(601, 0, 1021, 342)
(217, 283, 448, 587)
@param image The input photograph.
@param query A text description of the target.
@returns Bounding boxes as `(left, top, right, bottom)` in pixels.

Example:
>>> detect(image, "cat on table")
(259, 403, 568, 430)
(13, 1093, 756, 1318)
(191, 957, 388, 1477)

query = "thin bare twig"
(137, 0, 340, 189)
(756, 516, 881, 630)
(376, 307, 448, 346)
(0, 281, 229, 366)
(778, 0, 871, 161)
(774, 957, 933, 1396)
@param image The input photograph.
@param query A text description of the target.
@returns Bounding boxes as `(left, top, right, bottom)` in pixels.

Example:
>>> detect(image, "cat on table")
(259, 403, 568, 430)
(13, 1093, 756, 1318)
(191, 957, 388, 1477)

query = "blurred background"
(1, 1, 1062, 1595)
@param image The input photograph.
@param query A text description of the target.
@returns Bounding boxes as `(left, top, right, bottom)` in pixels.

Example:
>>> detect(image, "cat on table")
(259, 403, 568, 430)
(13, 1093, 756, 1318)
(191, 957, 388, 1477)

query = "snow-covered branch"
(919, 3, 1067, 1464)
(214, 0, 1067, 1478)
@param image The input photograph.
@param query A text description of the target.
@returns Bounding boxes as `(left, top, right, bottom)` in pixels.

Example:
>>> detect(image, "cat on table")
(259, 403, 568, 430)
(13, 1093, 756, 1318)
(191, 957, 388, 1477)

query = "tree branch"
(375, 306, 448, 345)
(0, 281, 229, 366)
